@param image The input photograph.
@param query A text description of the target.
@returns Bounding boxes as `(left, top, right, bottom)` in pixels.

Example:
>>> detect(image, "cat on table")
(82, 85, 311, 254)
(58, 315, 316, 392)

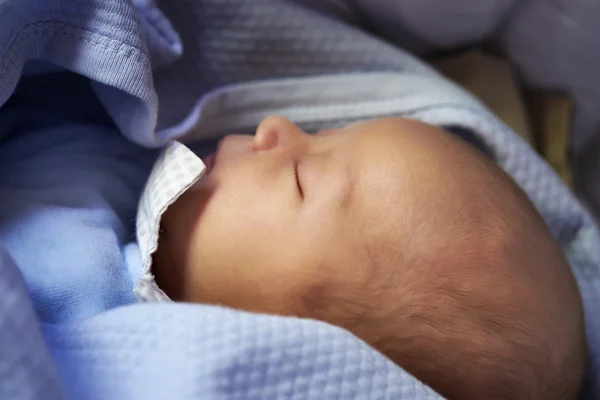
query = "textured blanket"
(0, 1, 598, 399)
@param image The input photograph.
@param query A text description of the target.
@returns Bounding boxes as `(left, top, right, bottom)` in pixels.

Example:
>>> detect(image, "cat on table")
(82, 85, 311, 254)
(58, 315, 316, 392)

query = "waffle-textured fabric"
(292, 0, 600, 220)
(0, 1, 599, 400)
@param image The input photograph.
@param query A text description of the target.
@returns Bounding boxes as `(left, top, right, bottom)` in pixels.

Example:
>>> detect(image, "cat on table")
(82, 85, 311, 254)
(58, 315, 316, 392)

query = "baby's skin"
(154, 116, 585, 400)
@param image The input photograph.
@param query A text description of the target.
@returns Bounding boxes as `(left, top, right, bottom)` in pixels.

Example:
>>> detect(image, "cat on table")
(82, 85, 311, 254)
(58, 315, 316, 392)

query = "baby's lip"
(202, 154, 215, 172)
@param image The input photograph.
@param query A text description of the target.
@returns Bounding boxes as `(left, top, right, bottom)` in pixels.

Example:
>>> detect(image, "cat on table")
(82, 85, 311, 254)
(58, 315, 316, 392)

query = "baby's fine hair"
(296, 139, 586, 400)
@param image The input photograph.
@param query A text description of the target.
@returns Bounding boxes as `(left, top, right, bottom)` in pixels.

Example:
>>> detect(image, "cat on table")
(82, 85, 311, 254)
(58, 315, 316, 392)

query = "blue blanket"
(0, 0, 598, 399)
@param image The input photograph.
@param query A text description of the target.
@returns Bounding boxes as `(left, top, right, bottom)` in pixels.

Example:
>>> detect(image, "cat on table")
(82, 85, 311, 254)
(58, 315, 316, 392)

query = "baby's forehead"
(338, 119, 515, 239)
(334, 120, 453, 188)
(338, 119, 458, 168)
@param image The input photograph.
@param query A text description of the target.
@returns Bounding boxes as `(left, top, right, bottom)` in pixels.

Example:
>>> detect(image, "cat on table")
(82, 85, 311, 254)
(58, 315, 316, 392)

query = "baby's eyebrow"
(337, 160, 355, 213)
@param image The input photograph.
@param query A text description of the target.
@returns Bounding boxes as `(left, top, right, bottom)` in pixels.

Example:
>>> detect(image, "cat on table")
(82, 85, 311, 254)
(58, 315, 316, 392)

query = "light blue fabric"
(0, 1, 598, 400)
(296, 0, 600, 220)
(0, 67, 160, 324)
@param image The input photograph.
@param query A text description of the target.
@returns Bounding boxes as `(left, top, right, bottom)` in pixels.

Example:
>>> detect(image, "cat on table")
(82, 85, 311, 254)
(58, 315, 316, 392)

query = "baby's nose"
(253, 116, 306, 152)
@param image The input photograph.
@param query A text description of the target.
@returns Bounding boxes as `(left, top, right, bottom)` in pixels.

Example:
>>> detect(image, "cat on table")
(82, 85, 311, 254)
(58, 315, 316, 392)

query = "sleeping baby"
(146, 116, 586, 400)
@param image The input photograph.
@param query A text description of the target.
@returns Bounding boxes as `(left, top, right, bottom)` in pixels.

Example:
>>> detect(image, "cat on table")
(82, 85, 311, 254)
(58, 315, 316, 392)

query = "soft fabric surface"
(0, 73, 157, 322)
(0, 1, 598, 399)
(134, 141, 206, 302)
(296, 0, 600, 219)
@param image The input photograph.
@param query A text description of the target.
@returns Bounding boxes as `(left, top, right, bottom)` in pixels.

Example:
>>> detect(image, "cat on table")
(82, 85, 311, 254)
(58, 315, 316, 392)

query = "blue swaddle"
(0, 1, 598, 399)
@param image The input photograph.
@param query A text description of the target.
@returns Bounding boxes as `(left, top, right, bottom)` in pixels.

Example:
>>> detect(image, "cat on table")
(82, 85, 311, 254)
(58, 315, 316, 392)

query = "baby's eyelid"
(293, 158, 304, 199)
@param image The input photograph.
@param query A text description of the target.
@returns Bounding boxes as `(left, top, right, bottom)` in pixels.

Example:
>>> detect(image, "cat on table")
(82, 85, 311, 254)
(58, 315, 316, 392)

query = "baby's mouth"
(191, 154, 215, 192)
(202, 154, 215, 173)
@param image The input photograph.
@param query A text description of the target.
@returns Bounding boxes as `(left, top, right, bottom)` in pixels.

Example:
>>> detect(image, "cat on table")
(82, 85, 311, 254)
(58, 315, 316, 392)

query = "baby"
(153, 116, 586, 400)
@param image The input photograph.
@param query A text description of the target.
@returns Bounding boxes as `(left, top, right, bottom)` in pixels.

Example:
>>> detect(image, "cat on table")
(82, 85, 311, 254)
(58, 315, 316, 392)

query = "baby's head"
(154, 116, 586, 399)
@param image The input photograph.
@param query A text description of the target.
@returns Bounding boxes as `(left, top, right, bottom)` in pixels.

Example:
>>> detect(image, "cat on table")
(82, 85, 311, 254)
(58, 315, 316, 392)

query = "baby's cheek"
(186, 239, 308, 315)
(180, 180, 318, 313)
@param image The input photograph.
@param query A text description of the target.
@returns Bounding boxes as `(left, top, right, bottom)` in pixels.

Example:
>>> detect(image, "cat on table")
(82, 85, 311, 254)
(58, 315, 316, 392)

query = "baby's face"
(156, 116, 467, 316)
(156, 116, 586, 400)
